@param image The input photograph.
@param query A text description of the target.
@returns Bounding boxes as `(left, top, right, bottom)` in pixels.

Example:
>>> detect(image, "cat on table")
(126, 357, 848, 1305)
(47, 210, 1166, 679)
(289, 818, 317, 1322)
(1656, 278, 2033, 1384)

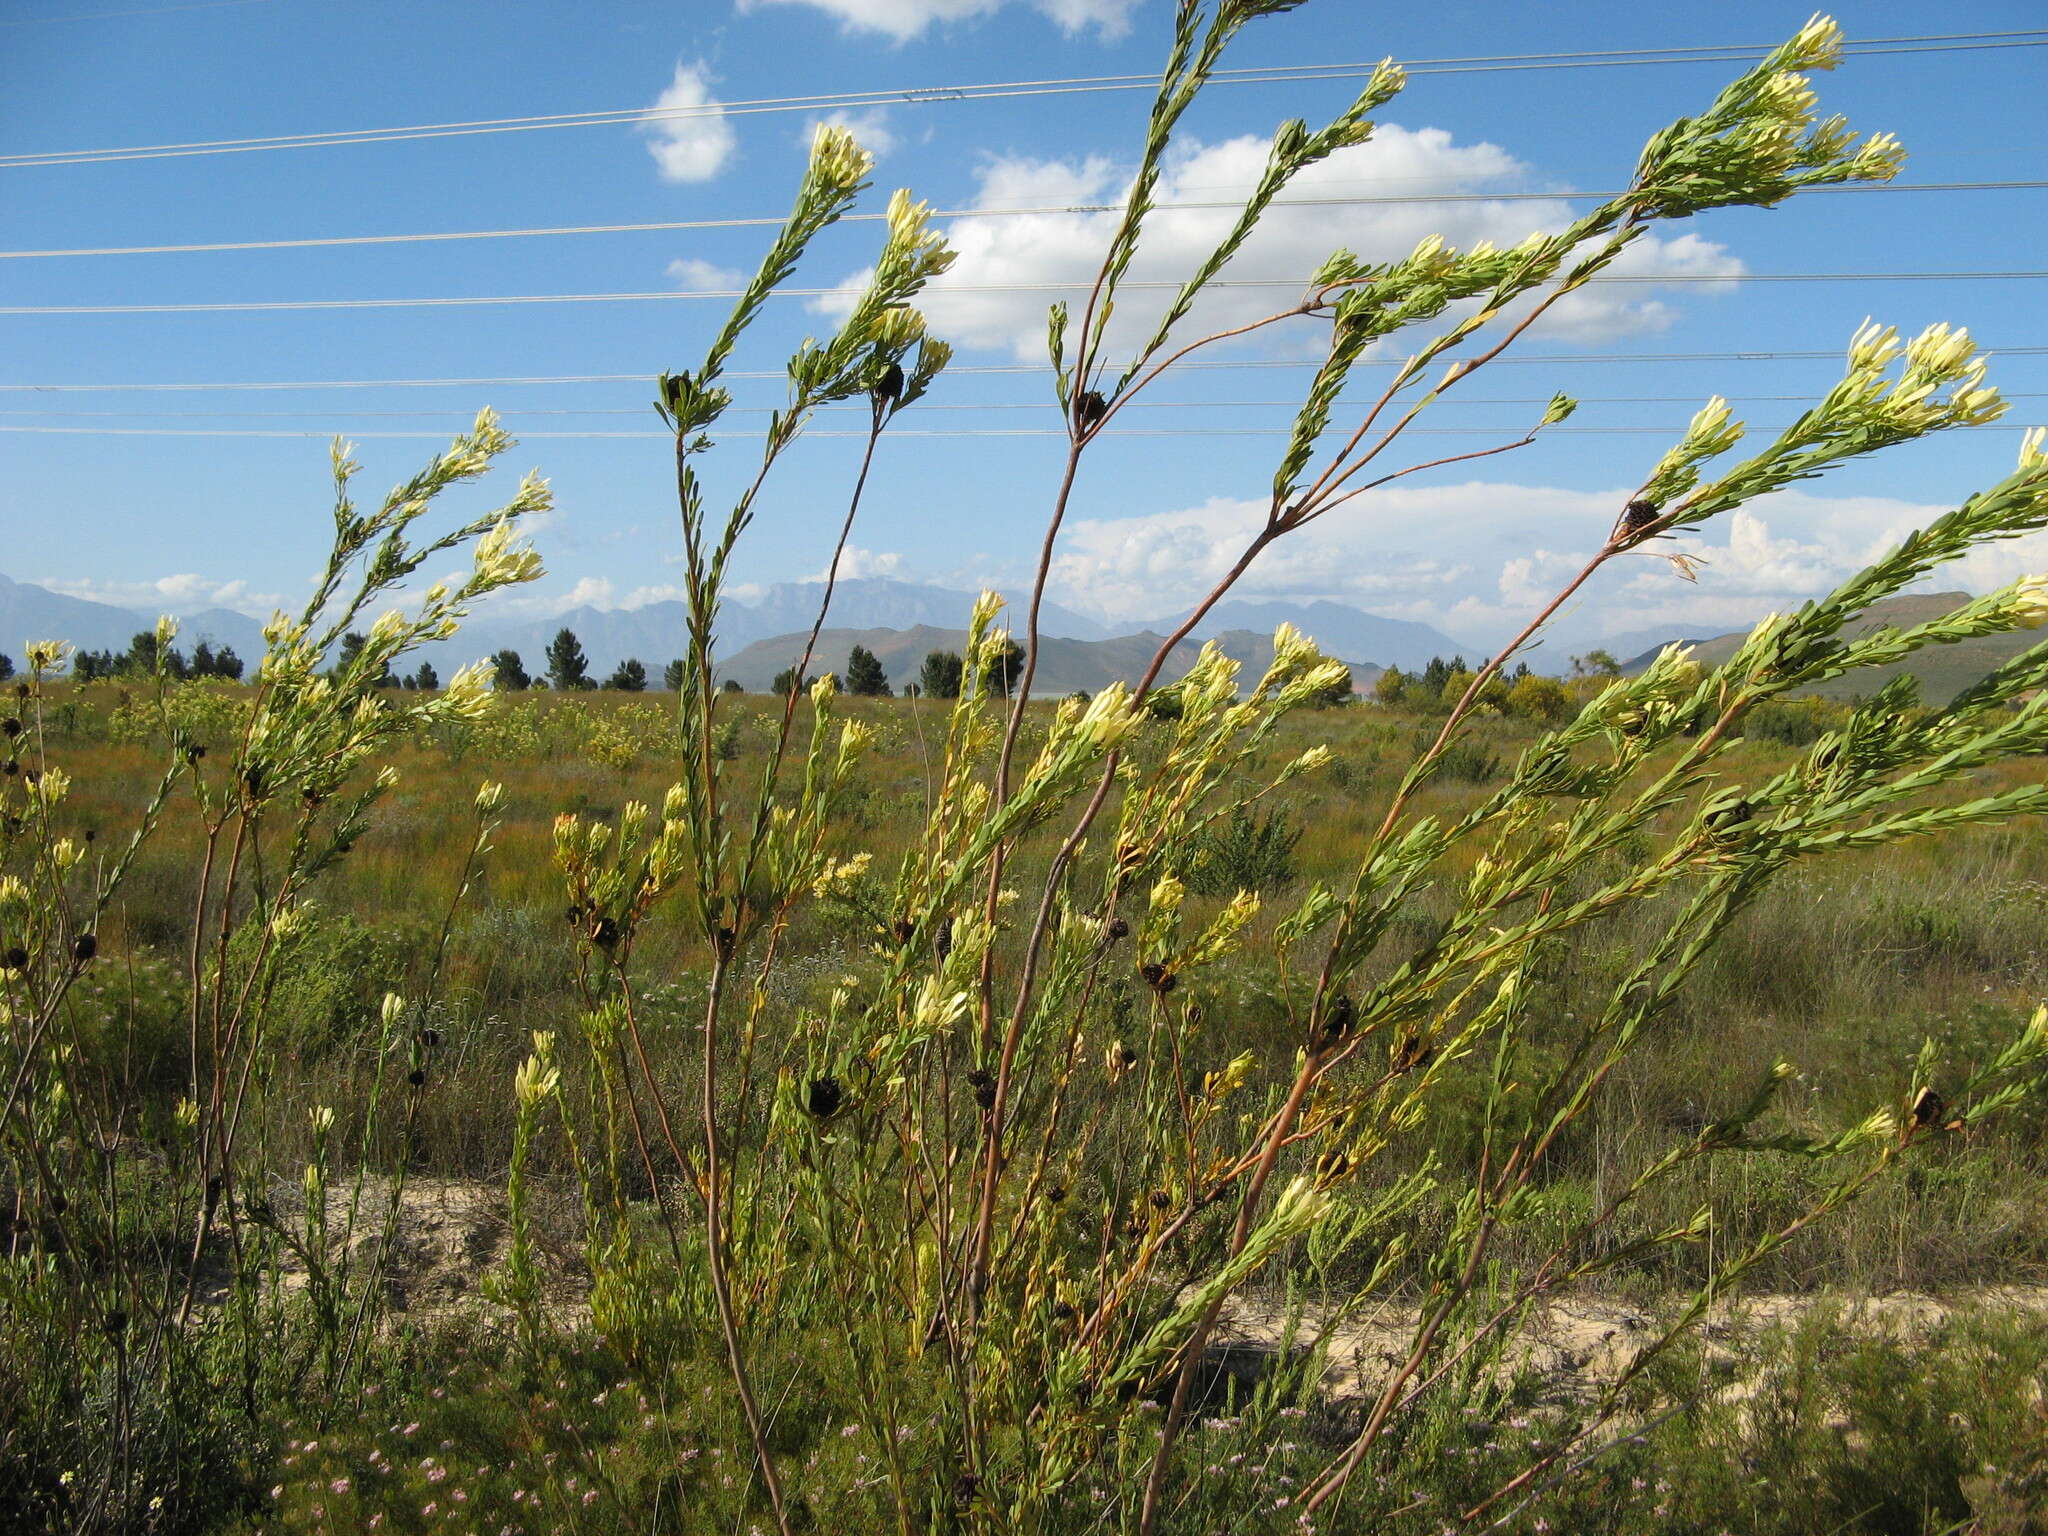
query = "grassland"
(9, 674, 2048, 1534)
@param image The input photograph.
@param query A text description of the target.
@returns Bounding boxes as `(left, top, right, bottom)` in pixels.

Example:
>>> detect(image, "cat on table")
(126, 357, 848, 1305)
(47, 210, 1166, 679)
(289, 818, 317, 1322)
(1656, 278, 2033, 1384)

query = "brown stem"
(695, 955, 792, 1536)
(1135, 1050, 1325, 1536)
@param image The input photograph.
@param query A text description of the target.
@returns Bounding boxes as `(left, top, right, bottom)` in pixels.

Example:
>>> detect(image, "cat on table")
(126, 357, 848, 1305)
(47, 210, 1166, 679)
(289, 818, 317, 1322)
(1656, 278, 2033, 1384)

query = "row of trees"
(38, 622, 1365, 705)
(487, 636, 655, 693)
(770, 641, 1029, 699)
(1373, 652, 1627, 721)
(68, 632, 246, 684)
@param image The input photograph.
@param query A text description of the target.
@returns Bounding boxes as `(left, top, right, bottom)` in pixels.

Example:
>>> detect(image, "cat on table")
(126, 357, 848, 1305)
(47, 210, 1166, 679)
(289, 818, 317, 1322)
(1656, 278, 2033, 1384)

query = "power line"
(8, 392, 2046, 419)
(5, 31, 2042, 170)
(1, 422, 2031, 441)
(6, 270, 2045, 317)
(8, 348, 2048, 392)
(7, 181, 2041, 262)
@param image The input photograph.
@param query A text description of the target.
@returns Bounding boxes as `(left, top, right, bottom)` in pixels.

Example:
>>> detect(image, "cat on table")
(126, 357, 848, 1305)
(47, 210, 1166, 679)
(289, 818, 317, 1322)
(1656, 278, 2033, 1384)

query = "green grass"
(10, 679, 2048, 1535)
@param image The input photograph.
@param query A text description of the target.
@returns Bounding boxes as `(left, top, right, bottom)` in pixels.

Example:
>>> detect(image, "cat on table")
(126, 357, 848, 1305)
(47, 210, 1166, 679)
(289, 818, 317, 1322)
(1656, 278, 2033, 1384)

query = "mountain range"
(0, 572, 270, 663)
(0, 572, 1458, 685)
(11, 570, 2030, 703)
(1620, 590, 2030, 705)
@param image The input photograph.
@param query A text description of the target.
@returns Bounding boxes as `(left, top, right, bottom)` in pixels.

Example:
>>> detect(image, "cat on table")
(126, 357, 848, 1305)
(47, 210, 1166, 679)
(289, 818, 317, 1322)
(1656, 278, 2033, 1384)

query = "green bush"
(1178, 804, 1302, 895)
(227, 909, 408, 1057)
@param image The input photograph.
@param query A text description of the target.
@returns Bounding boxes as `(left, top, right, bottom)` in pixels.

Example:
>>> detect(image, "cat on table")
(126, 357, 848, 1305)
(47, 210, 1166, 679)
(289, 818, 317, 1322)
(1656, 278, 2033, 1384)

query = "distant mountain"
(1126, 599, 1470, 672)
(0, 573, 265, 662)
(739, 579, 1109, 644)
(409, 577, 1113, 679)
(716, 624, 1383, 697)
(0, 567, 1441, 688)
(1620, 590, 2027, 704)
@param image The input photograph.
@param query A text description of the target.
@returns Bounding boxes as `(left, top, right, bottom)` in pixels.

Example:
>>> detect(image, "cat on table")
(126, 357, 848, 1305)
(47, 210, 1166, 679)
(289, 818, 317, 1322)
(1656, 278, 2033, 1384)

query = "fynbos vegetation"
(6, 7, 2048, 1534)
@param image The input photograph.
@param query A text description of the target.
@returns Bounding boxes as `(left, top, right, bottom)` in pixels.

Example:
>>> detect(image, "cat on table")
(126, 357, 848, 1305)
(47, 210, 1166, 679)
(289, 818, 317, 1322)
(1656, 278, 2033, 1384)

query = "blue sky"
(3, 0, 2045, 655)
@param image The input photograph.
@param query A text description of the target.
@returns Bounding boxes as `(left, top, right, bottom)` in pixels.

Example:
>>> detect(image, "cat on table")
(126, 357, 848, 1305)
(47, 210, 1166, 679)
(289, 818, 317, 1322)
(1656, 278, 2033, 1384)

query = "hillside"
(0, 573, 266, 661)
(1136, 598, 1468, 672)
(1622, 590, 2038, 704)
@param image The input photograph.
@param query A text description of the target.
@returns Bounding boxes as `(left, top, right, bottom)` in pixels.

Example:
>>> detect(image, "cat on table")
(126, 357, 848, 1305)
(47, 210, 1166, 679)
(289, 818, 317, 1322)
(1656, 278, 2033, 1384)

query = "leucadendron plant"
(544, 7, 2048, 1535)
(7, 6, 2048, 1535)
(0, 412, 546, 1531)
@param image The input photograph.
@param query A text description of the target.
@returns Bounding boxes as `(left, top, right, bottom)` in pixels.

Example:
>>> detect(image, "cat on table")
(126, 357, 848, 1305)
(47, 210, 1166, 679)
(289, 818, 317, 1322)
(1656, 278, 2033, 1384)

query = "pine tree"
(546, 628, 592, 691)
(664, 658, 689, 690)
(125, 630, 188, 680)
(605, 657, 649, 692)
(334, 631, 367, 679)
(772, 666, 812, 697)
(975, 638, 1025, 697)
(844, 645, 891, 697)
(491, 649, 530, 691)
(1311, 666, 1355, 707)
(918, 650, 964, 699)
(413, 661, 439, 691)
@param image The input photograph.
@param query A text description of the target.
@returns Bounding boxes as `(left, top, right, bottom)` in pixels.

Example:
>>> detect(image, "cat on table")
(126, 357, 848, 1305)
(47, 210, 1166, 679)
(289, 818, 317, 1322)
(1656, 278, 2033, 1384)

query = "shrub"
(9, 13, 2048, 1536)
(1178, 804, 1303, 895)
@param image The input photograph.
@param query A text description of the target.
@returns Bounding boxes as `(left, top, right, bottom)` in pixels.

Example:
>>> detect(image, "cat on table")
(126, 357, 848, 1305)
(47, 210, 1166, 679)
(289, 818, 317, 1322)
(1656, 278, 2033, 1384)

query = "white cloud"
(1033, 0, 1139, 36)
(620, 584, 688, 608)
(815, 545, 903, 580)
(486, 576, 618, 620)
(641, 63, 736, 183)
(819, 127, 1742, 360)
(1036, 479, 2025, 655)
(39, 573, 284, 617)
(801, 108, 898, 160)
(667, 257, 748, 293)
(738, 0, 1137, 42)
(1043, 488, 1507, 624)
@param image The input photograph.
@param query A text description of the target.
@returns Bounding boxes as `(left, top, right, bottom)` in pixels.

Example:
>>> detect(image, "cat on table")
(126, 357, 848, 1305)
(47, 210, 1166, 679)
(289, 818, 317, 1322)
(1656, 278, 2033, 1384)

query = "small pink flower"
(421, 1503, 437, 1518)
(271, 1486, 284, 1500)
(428, 1466, 447, 1483)
(330, 1478, 351, 1495)
(582, 1490, 599, 1506)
